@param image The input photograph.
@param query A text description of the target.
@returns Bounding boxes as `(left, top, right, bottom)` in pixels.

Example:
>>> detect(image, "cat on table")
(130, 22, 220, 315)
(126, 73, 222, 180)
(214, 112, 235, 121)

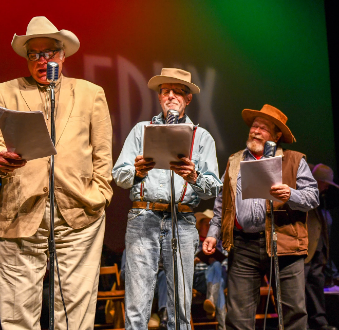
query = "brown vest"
(221, 148, 308, 256)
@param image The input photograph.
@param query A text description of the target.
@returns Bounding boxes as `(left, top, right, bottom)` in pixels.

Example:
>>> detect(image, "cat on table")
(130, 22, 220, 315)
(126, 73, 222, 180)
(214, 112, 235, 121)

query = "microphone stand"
(269, 200, 284, 330)
(48, 80, 56, 330)
(264, 141, 283, 330)
(166, 109, 181, 330)
(170, 170, 180, 330)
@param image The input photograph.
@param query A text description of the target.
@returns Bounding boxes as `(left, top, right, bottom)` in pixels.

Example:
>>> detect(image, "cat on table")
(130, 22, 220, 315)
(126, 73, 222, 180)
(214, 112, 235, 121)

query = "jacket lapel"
(19, 77, 43, 112)
(55, 76, 76, 146)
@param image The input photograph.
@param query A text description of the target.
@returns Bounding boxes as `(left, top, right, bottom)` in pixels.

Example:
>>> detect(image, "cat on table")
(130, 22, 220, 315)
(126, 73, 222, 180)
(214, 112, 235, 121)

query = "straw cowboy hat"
(148, 68, 200, 94)
(312, 164, 339, 189)
(195, 209, 214, 230)
(12, 16, 80, 58)
(242, 104, 296, 144)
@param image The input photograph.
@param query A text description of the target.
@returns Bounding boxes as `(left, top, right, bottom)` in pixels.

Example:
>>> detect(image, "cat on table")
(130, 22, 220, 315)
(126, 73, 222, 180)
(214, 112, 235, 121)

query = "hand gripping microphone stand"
(47, 61, 59, 330)
(263, 141, 284, 330)
(166, 109, 181, 330)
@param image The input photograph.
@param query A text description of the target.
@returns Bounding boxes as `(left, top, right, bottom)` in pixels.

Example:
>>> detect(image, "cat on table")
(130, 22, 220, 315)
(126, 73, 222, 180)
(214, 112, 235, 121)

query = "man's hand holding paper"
(134, 155, 155, 178)
(270, 183, 291, 202)
(0, 150, 27, 173)
(170, 155, 197, 184)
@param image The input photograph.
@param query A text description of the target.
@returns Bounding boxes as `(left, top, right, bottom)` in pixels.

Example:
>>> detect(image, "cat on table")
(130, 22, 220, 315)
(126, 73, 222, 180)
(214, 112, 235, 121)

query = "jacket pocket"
(0, 176, 21, 220)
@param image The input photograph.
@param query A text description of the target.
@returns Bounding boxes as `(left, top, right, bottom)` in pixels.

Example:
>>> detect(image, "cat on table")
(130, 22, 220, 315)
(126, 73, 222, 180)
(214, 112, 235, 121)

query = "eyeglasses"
(27, 49, 61, 62)
(159, 88, 189, 97)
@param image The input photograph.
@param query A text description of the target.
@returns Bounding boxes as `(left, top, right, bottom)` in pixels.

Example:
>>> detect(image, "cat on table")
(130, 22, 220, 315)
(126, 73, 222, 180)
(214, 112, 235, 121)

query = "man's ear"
(185, 94, 193, 106)
(274, 132, 282, 143)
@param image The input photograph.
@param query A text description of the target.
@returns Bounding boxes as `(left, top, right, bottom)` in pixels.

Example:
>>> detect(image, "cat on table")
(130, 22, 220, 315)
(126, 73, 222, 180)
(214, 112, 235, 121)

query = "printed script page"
(143, 124, 194, 170)
(240, 156, 282, 202)
(0, 107, 57, 161)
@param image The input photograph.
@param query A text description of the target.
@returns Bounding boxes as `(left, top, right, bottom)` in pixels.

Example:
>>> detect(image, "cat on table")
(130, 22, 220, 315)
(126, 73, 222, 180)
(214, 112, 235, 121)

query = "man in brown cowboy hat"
(0, 16, 113, 329)
(203, 104, 319, 329)
(113, 68, 222, 329)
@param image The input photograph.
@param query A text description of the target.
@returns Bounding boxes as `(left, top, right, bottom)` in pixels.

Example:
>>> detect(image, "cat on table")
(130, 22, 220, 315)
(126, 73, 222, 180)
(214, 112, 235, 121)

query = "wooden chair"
(95, 264, 125, 329)
(255, 276, 278, 320)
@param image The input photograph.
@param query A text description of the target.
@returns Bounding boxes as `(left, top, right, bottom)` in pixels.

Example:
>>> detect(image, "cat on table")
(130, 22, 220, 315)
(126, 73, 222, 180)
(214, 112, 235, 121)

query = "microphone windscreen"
(166, 109, 179, 124)
(47, 62, 59, 82)
(263, 141, 277, 158)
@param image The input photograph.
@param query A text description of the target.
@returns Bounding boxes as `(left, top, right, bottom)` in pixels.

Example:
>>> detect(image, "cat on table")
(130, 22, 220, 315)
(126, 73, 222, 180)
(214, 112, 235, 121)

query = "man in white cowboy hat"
(113, 68, 222, 329)
(304, 164, 339, 330)
(203, 104, 319, 330)
(0, 16, 113, 329)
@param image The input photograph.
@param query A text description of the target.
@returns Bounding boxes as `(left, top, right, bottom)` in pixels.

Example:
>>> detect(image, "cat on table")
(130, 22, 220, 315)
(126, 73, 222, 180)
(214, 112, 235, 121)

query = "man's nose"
(37, 55, 48, 63)
(168, 90, 175, 98)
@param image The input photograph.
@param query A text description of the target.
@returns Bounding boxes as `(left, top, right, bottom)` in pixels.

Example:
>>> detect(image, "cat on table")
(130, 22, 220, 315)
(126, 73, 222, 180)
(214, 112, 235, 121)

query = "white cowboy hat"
(195, 209, 214, 230)
(12, 16, 80, 58)
(148, 68, 200, 94)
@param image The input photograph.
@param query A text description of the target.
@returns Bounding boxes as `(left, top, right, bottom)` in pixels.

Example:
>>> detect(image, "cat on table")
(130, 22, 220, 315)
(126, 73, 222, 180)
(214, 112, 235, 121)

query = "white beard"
(246, 138, 264, 154)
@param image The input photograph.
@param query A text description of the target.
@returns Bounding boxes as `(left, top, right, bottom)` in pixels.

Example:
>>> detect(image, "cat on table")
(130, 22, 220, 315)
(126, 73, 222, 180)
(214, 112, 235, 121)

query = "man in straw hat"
(304, 164, 339, 330)
(203, 104, 319, 329)
(0, 17, 113, 329)
(113, 68, 222, 329)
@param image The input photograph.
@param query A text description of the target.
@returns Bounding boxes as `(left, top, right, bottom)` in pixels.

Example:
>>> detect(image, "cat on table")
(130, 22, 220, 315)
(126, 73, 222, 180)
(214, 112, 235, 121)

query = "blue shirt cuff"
(206, 224, 220, 240)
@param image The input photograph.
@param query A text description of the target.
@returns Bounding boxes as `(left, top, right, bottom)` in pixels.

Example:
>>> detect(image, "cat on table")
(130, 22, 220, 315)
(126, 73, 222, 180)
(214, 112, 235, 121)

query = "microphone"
(166, 109, 179, 124)
(263, 141, 277, 158)
(47, 62, 59, 83)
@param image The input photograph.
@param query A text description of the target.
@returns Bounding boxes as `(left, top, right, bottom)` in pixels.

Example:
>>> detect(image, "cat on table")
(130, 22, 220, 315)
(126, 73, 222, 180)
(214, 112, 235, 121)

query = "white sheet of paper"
(0, 106, 57, 161)
(143, 124, 194, 170)
(240, 156, 282, 202)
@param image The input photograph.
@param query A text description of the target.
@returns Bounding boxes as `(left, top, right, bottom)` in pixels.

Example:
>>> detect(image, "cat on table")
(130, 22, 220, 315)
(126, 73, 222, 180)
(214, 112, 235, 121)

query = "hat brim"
(12, 29, 80, 58)
(324, 180, 339, 189)
(242, 109, 296, 144)
(148, 75, 200, 94)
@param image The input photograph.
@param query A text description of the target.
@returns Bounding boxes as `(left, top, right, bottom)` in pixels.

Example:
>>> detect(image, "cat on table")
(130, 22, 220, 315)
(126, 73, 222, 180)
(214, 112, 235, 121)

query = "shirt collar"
(243, 148, 264, 160)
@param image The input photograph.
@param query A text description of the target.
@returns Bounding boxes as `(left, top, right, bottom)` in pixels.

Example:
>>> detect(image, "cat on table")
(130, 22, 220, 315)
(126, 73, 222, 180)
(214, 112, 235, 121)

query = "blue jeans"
(157, 269, 168, 310)
(206, 261, 226, 309)
(194, 262, 227, 309)
(125, 209, 199, 330)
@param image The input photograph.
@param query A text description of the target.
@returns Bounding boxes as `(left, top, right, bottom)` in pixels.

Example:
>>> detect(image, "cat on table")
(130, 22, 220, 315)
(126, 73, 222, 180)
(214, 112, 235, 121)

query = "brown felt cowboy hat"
(242, 104, 296, 143)
(12, 16, 80, 58)
(312, 164, 339, 189)
(148, 68, 200, 94)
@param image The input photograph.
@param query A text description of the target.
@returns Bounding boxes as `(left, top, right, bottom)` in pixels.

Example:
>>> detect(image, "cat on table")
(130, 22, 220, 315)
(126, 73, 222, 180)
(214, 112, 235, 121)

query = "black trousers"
(305, 249, 328, 328)
(226, 230, 307, 330)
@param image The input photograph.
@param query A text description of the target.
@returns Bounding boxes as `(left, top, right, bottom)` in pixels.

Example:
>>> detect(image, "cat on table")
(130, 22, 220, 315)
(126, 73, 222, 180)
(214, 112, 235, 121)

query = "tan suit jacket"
(0, 75, 113, 238)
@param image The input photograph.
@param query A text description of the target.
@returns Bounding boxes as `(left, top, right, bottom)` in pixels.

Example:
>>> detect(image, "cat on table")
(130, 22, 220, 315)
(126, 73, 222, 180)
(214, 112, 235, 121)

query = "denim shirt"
(113, 113, 222, 207)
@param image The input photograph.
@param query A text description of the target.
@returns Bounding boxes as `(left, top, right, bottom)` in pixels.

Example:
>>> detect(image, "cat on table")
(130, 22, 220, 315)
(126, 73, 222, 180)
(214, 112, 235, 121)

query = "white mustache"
(250, 133, 263, 141)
